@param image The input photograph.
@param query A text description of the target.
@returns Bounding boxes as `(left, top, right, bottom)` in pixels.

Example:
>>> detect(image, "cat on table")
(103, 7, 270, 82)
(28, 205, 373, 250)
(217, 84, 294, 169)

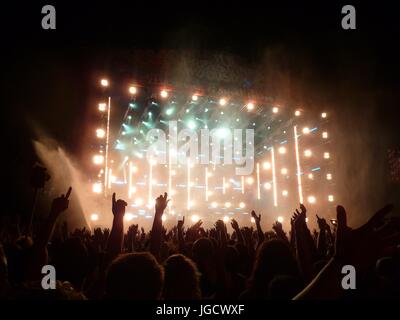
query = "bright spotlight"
(308, 173, 314, 180)
(129, 86, 137, 95)
(98, 103, 107, 112)
(295, 110, 301, 116)
(211, 201, 218, 208)
(264, 182, 272, 190)
(272, 107, 279, 113)
(239, 202, 245, 208)
(96, 128, 106, 138)
(328, 195, 334, 202)
(326, 173, 332, 180)
(322, 131, 328, 139)
(160, 90, 168, 98)
(223, 216, 230, 223)
(225, 202, 231, 208)
(92, 182, 102, 194)
(90, 213, 99, 221)
(251, 217, 256, 223)
(277, 216, 284, 223)
(304, 149, 312, 157)
(187, 120, 196, 130)
(135, 198, 143, 206)
(278, 146, 286, 154)
(191, 215, 200, 223)
(263, 161, 271, 170)
(324, 152, 330, 159)
(246, 102, 255, 111)
(161, 214, 167, 222)
(125, 213, 134, 221)
(281, 168, 288, 175)
(321, 112, 327, 118)
(302, 127, 310, 134)
(192, 94, 198, 101)
(93, 155, 104, 165)
(219, 98, 227, 106)
(308, 195, 316, 204)
(282, 190, 288, 196)
(100, 79, 109, 87)
(246, 177, 254, 185)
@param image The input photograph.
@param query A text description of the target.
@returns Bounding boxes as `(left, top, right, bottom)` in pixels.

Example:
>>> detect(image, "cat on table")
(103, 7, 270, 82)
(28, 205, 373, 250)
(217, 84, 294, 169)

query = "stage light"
(166, 108, 174, 116)
(187, 120, 197, 130)
(246, 177, 254, 185)
(282, 190, 288, 196)
(272, 107, 279, 113)
(161, 214, 167, 221)
(111, 176, 117, 183)
(92, 182, 102, 194)
(264, 182, 272, 190)
(322, 131, 328, 139)
(129, 86, 137, 95)
(225, 202, 231, 208)
(251, 217, 256, 223)
(191, 215, 200, 223)
(217, 128, 229, 139)
(239, 202, 245, 208)
(223, 216, 230, 223)
(125, 213, 134, 221)
(219, 98, 227, 106)
(295, 110, 301, 116)
(135, 198, 143, 206)
(304, 149, 312, 157)
(321, 112, 327, 118)
(211, 201, 218, 208)
(308, 173, 314, 180)
(130, 186, 137, 194)
(207, 190, 213, 196)
(93, 155, 104, 165)
(263, 161, 271, 170)
(326, 173, 332, 180)
(281, 168, 288, 175)
(324, 152, 330, 159)
(98, 103, 107, 111)
(90, 213, 99, 221)
(305, 217, 309, 223)
(302, 127, 310, 134)
(278, 146, 286, 154)
(307, 195, 316, 204)
(192, 94, 198, 101)
(160, 90, 168, 98)
(100, 79, 109, 87)
(277, 216, 284, 223)
(246, 102, 255, 111)
(328, 195, 334, 202)
(96, 128, 105, 138)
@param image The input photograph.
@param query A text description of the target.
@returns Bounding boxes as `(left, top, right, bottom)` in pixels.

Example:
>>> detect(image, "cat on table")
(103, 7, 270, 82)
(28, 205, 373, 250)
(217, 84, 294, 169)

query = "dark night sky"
(2, 1, 400, 219)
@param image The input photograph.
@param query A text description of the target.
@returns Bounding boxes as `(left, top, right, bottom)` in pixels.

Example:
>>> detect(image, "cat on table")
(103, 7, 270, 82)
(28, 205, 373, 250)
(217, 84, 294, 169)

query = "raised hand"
(251, 210, 261, 224)
(316, 215, 328, 231)
(155, 192, 170, 214)
(112, 193, 127, 217)
(231, 218, 240, 231)
(177, 216, 185, 230)
(272, 221, 283, 233)
(50, 187, 72, 216)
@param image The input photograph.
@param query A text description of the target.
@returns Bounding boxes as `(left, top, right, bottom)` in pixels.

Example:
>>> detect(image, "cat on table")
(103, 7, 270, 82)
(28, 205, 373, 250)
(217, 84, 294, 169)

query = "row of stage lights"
(99, 78, 329, 119)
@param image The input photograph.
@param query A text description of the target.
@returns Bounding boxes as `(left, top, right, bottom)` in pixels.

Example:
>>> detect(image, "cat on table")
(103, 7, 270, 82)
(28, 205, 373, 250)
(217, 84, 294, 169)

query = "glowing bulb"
(192, 94, 198, 101)
(100, 79, 109, 87)
(302, 127, 310, 134)
(246, 102, 255, 111)
(90, 213, 99, 221)
(93, 155, 104, 165)
(281, 168, 288, 175)
(132, 166, 138, 173)
(223, 216, 230, 223)
(321, 112, 327, 118)
(308, 196, 316, 204)
(92, 182, 102, 194)
(225, 202, 231, 208)
(161, 214, 167, 221)
(125, 213, 134, 221)
(211, 201, 218, 208)
(328, 195, 334, 202)
(96, 128, 105, 138)
(160, 90, 168, 98)
(304, 149, 312, 157)
(322, 131, 328, 139)
(277, 216, 284, 223)
(272, 107, 279, 113)
(239, 202, 245, 208)
(308, 173, 314, 180)
(326, 173, 332, 180)
(135, 198, 143, 206)
(264, 182, 272, 190)
(282, 190, 288, 196)
(251, 217, 256, 223)
(324, 152, 330, 159)
(278, 146, 286, 154)
(295, 110, 301, 116)
(129, 86, 137, 94)
(219, 98, 227, 106)
(246, 177, 254, 185)
(191, 215, 200, 223)
(130, 186, 137, 194)
(98, 103, 107, 112)
(263, 162, 271, 170)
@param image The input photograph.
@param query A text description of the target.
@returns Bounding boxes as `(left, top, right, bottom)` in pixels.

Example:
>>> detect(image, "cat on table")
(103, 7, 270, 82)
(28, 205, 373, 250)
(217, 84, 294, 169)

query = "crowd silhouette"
(1, 181, 400, 300)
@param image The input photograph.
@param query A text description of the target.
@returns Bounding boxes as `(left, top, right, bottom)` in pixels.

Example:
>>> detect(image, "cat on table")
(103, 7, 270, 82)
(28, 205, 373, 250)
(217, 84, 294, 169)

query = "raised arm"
(231, 219, 244, 245)
(149, 192, 169, 260)
(177, 216, 185, 253)
(106, 193, 127, 259)
(251, 210, 265, 245)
